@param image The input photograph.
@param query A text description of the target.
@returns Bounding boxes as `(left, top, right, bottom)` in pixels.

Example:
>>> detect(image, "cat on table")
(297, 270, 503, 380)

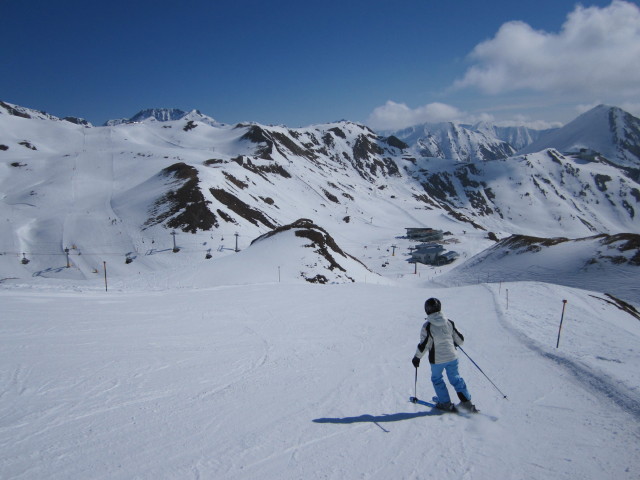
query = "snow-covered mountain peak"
(521, 105, 640, 168)
(130, 108, 189, 123)
(104, 108, 221, 127)
(387, 121, 518, 162)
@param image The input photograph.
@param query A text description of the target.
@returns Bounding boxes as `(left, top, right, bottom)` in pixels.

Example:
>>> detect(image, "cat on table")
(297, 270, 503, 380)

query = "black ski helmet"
(424, 298, 441, 315)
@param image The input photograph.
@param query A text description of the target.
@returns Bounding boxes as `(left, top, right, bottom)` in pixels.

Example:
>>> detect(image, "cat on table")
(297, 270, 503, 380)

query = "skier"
(411, 297, 477, 412)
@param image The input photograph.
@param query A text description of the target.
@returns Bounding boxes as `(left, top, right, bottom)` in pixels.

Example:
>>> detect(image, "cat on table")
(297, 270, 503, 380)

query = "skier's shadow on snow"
(313, 409, 441, 431)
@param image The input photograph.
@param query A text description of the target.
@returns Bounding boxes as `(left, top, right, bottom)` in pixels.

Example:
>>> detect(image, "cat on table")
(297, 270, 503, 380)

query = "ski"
(409, 396, 460, 414)
(410, 396, 498, 421)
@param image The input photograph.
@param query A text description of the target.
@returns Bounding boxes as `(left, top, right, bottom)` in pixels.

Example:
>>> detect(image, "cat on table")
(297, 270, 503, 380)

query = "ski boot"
(459, 400, 479, 413)
(433, 398, 458, 413)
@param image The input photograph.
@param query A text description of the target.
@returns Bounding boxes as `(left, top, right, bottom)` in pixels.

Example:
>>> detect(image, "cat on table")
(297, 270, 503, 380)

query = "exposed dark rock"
(209, 188, 276, 229)
(241, 159, 292, 180)
(0, 101, 31, 118)
(304, 274, 329, 284)
(63, 117, 91, 126)
(270, 131, 318, 161)
(203, 159, 227, 166)
(216, 209, 237, 224)
(328, 127, 346, 139)
(183, 120, 197, 131)
(594, 174, 612, 192)
(145, 163, 218, 233)
(19, 141, 37, 150)
(383, 135, 408, 150)
(601, 233, 640, 265)
(223, 171, 249, 189)
(500, 234, 570, 253)
(322, 188, 340, 204)
(241, 125, 274, 159)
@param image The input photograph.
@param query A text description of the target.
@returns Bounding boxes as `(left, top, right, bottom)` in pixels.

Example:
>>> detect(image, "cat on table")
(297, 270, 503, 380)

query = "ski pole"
(411, 367, 418, 403)
(459, 346, 508, 399)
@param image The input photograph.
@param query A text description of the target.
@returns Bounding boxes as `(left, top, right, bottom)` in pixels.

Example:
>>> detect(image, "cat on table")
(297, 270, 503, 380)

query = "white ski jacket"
(414, 311, 465, 365)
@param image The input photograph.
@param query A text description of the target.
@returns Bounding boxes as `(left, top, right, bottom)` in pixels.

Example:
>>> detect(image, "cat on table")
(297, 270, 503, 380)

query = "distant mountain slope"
(388, 121, 518, 162)
(1, 100, 640, 283)
(475, 123, 556, 151)
(521, 105, 640, 169)
(439, 233, 640, 304)
(104, 108, 222, 127)
(0, 100, 91, 126)
(404, 149, 640, 236)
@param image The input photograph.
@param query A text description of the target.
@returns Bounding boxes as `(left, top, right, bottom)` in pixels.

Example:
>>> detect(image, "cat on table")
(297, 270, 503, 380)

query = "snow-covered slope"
(1, 278, 639, 479)
(521, 105, 640, 169)
(405, 149, 640, 237)
(388, 121, 517, 162)
(475, 122, 555, 151)
(439, 232, 640, 303)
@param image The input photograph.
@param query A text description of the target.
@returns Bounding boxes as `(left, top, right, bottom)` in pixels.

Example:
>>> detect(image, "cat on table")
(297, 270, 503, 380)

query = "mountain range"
(0, 100, 638, 301)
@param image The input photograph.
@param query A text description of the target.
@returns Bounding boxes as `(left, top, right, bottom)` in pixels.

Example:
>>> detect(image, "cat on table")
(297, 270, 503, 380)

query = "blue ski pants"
(430, 359, 470, 404)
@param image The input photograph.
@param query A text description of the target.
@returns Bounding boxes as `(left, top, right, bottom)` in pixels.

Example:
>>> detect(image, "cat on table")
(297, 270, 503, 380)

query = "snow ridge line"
(485, 284, 640, 421)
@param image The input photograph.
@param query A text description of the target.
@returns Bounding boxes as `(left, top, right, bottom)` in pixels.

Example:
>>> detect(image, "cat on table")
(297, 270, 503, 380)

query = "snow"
(2, 278, 639, 479)
(1, 103, 639, 479)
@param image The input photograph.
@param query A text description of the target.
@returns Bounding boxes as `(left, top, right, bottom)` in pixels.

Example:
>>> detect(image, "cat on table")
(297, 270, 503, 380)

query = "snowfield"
(1, 275, 639, 479)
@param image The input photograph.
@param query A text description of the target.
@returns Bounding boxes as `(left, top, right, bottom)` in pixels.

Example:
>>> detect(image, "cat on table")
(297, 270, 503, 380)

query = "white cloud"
(454, 1, 640, 97)
(366, 100, 562, 130)
(367, 101, 471, 130)
(493, 116, 563, 130)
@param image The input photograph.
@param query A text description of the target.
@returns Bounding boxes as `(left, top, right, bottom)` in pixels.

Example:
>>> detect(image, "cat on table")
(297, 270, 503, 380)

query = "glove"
(412, 356, 420, 368)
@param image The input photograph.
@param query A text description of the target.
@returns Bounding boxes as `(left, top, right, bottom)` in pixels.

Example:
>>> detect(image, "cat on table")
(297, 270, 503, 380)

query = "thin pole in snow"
(171, 231, 179, 253)
(103, 261, 108, 292)
(556, 300, 568, 348)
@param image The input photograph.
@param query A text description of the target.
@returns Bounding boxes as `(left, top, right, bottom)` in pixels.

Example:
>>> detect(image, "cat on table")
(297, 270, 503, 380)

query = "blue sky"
(2, 0, 639, 129)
